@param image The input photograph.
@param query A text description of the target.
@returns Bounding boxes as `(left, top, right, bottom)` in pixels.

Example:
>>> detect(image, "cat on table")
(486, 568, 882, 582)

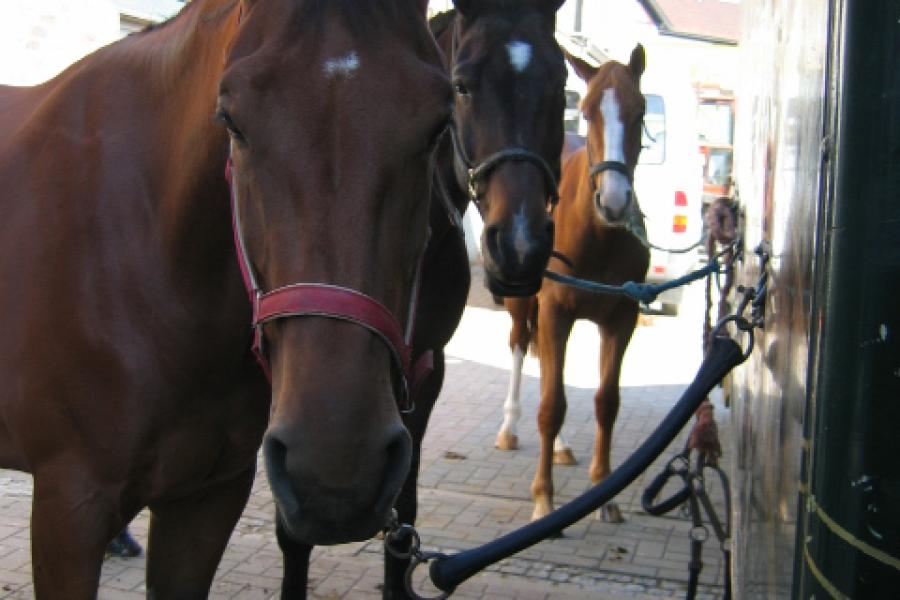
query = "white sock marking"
(499, 347, 525, 439)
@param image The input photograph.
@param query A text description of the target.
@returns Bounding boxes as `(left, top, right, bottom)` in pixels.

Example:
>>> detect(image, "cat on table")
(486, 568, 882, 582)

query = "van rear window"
(640, 94, 665, 165)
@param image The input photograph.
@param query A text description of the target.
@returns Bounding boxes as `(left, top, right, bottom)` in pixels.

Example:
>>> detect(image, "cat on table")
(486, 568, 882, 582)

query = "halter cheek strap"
(225, 158, 432, 412)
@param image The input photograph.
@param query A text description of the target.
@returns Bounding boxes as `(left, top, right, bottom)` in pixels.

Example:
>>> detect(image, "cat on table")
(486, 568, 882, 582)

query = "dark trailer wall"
(732, 0, 899, 597)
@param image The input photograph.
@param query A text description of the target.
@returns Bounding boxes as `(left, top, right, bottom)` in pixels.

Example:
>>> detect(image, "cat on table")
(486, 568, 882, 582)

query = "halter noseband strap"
(589, 159, 632, 182)
(585, 143, 634, 221)
(225, 158, 431, 413)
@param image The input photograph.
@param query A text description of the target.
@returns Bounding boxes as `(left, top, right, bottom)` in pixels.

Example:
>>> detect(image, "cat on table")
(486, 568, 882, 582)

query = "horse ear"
(412, 0, 429, 17)
(452, 0, 475, 17)
(541, 0, 567, 15)
(628, 44, 646, 82)
(563, 48, 598, 83)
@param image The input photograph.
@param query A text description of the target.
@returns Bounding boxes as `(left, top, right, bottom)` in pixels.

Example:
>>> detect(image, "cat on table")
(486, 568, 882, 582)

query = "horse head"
(220, 0, 450, 545)
(441, 0, 566, 296)
(566, 45, 646, 224)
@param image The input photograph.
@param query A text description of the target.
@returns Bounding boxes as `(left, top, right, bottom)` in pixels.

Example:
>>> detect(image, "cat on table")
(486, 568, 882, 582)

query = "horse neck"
(557, 149, 603, 256)
(114, 1, 240, 273)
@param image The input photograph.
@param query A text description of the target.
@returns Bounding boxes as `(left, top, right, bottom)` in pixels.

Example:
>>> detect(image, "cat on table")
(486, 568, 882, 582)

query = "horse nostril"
(263, 433, 300, 518)
(483, 224, 504, 262)
(374, 425, 412, 515)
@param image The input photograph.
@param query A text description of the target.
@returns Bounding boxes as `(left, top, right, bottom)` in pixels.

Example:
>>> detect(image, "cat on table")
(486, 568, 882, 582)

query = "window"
(564, 90, 581, 133)
(640, 94, 665, 165)
(697, 102, 733, 146)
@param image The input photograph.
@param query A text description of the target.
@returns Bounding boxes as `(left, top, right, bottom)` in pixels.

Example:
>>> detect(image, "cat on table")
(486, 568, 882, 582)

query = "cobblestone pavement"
(0, 263, 732, 599)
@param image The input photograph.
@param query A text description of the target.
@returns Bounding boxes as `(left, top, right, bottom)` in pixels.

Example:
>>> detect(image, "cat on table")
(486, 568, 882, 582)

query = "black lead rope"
(390, 334, 747, 597)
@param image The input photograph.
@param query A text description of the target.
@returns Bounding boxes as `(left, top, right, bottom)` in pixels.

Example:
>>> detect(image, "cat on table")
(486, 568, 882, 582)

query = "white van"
(633, 75, 704, 315)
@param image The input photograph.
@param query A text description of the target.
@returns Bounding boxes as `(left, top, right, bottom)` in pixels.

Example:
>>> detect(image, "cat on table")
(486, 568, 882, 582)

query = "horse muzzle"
(480, 218, 554, 297)
(262, 419, 412, 545)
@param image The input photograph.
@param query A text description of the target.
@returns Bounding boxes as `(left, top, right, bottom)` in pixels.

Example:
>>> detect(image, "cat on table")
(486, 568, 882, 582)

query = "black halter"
(586, 142, 633, 219)
(448, 121, 560, 206)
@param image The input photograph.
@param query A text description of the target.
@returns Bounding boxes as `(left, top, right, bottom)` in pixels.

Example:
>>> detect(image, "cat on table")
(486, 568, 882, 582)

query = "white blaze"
(512, 206, 530, 265)
(598, 88, 631, 215)
(600, 88, 625, 163)
(506, 41, 532, 73)
(323, 51, 359, 78)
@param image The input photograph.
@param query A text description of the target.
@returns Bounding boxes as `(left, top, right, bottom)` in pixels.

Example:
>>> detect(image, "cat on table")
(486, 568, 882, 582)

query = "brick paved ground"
(0, 262, 731, 599)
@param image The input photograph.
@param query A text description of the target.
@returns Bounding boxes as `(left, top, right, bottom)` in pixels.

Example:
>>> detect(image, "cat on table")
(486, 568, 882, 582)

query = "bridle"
(447, 24, 560, 209)
(225, 157, 432, 413)
(448, 121, 560, 207)
(585, 141, 634, 221)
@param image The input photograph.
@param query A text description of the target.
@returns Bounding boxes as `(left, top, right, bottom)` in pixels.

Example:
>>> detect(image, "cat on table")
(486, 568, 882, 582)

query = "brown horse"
(272, 2, 567, 597)
(0, 0, 450, 597)
(500, 46, 649, 524)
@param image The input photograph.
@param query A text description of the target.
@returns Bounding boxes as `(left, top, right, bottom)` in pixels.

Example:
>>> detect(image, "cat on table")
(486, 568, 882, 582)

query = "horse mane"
(452, 0, 553, 18)
(138, 0, 203, 34)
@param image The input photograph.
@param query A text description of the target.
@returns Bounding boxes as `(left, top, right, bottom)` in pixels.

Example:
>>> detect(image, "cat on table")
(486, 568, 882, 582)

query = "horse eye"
(215, 110, 246, 143)
(453, 80, 470, 96)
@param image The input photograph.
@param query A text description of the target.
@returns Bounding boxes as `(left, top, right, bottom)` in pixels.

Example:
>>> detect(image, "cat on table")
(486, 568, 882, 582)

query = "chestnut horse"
(0, 0, 450, 597)
(273, 1, 567, 597)
(500, 46, 649, 524)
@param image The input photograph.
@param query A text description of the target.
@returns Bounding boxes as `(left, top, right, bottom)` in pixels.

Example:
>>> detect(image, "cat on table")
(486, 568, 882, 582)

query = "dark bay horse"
(0, 0, 450, 596)
(275, 2, 566, 597)
(500, 46, 649, 524)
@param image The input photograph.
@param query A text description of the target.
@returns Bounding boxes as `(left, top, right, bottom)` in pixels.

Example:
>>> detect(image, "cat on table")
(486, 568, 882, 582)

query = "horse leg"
(145, 467, 255, 598)
(31, 468, 124, 599)
(496, 298, 532, 451)
(384, 350, 446, 600)
(530, 305, 573, 521)
(277, 509, 313, 599)
(590, 301, 639, 523)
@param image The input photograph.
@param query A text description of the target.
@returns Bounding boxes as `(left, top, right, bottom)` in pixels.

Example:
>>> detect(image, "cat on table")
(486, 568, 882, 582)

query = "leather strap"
(225, 157, 432, 411)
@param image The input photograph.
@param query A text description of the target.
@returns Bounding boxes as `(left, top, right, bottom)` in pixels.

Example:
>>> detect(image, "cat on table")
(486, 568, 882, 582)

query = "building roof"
(110, 0, 185, 24)
(637, 0, 741, 44)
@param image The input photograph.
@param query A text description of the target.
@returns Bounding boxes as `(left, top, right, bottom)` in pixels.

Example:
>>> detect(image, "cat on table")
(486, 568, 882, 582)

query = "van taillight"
(674, 191, 688, 206)
(673, 215, 687, 233)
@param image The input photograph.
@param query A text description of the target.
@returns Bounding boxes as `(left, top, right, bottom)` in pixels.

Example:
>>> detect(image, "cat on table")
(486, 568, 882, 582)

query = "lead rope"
(385, 244, 769, 599)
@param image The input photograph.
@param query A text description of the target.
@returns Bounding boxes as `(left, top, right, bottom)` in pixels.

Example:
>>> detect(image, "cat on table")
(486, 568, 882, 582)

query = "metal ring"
(710, 314, 755, 359)
(404, 553, 450, 600)
(690, 525, 709, 542)
(669, 454, 690, 475)
(385, 524, 420, 560)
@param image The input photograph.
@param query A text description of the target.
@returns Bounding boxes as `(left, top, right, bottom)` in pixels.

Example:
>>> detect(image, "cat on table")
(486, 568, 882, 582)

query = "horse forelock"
(581, 62, 642, 122)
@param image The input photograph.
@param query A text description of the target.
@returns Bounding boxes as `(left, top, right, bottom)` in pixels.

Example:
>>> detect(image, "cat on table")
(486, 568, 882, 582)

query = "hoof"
(531, 498, 552, 522)
(495, 431, 519, 451)
(598, 503, 624, 523)
(553, 448, 578, 465)
(106, 528, 143, 558)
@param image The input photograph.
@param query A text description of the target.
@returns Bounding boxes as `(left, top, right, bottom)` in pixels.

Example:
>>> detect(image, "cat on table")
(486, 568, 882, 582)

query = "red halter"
(225, 159, 432, 412)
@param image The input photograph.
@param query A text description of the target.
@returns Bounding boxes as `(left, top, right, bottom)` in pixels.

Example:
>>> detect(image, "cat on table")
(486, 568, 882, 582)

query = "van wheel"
(661, 302, 679, 316)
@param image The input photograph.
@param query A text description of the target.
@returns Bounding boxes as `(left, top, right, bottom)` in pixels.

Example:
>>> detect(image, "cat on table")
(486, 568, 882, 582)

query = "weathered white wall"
(0, 0, 121, 86)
